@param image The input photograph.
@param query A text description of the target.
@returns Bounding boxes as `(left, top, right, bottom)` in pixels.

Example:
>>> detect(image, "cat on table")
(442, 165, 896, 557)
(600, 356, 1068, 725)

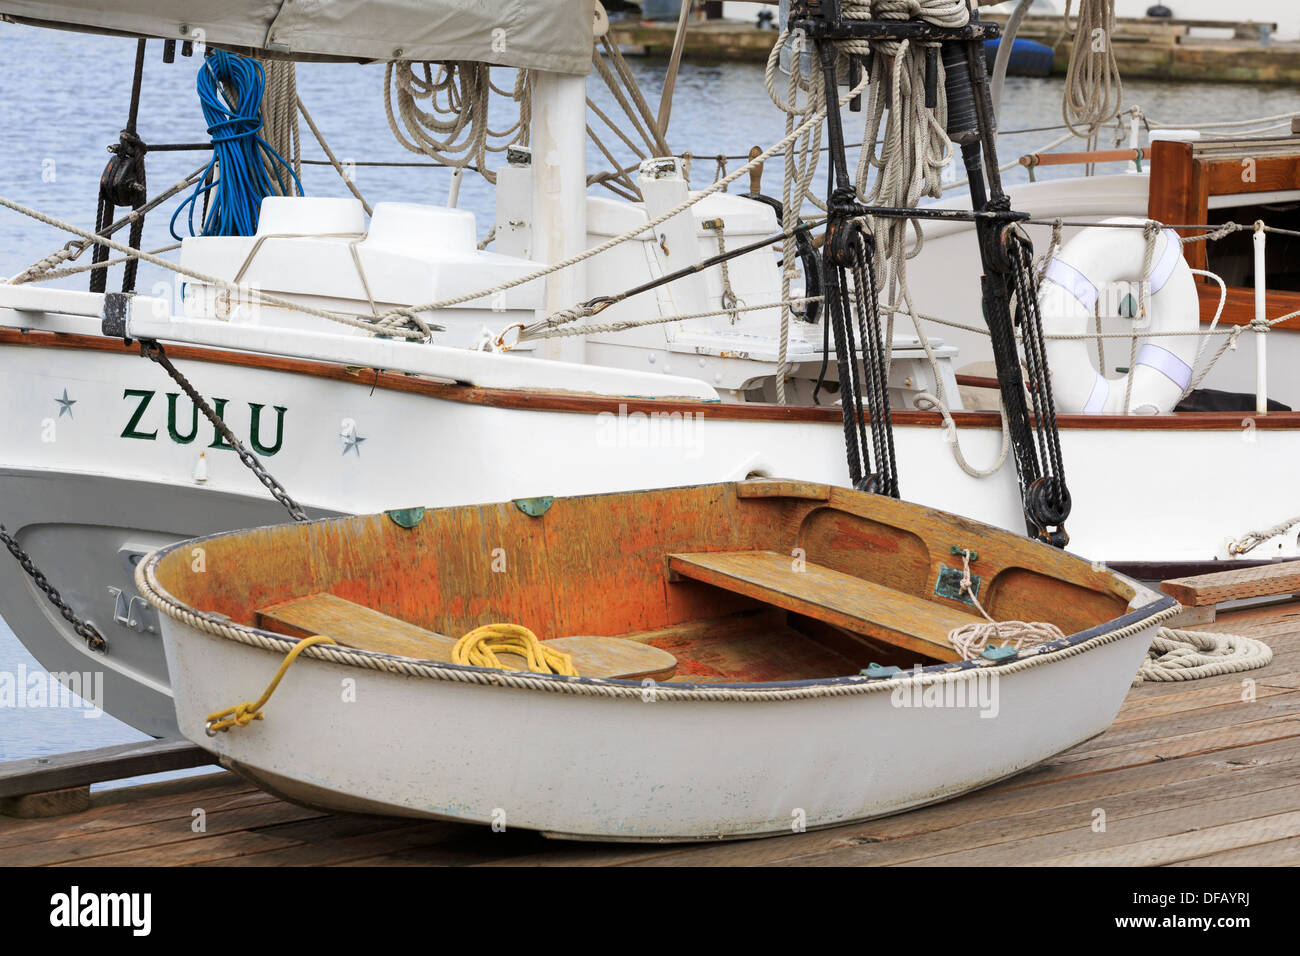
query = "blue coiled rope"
(170, 50, 303, 240)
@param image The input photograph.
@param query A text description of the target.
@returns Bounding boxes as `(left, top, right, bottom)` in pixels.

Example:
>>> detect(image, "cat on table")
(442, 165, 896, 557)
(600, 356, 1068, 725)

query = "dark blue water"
(1, 21, 1297, 762)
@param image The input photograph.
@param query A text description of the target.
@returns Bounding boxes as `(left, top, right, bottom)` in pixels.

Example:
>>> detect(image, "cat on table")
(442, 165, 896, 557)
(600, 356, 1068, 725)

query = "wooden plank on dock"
(1161, 560, 1300, 606)
(0, 787, 90, 820)
(0, 739, 214, 801)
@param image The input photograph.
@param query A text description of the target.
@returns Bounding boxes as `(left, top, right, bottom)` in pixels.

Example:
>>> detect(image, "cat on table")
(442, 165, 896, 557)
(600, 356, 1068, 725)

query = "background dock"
(610, 16, 1300, 85)
(2, 598, 1297, 866)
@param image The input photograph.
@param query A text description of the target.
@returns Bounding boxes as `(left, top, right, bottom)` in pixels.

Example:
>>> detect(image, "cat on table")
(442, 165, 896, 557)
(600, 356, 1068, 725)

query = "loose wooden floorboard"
(2, 603, 1297, 866)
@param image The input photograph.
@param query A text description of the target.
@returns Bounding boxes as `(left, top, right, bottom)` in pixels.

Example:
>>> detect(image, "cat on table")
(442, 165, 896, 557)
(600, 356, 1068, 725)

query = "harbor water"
(1, 21, 1297, 761)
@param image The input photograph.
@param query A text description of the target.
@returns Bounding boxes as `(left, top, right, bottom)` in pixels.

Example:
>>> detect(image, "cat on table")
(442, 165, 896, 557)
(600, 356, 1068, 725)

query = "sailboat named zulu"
(2, 0, 1299, 734)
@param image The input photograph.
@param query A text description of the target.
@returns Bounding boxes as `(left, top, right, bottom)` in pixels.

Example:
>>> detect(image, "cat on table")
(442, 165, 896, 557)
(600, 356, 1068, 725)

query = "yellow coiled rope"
(452, 623, 578, 677)
(205, 634, 337, 734)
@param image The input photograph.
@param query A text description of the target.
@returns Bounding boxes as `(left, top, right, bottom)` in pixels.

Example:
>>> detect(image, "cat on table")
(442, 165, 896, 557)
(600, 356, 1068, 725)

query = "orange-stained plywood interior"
(152, 480, 1137, 683)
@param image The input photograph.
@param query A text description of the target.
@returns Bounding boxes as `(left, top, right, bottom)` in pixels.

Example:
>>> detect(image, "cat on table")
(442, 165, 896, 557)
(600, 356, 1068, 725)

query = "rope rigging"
(816, 33, 897, 495)
(1061, 0, 1123, 138)
(91, 38, 149, 295)
(778, 0, 1073, 541)
(170, 49, 304, 240)
(384, 60, 530, 186)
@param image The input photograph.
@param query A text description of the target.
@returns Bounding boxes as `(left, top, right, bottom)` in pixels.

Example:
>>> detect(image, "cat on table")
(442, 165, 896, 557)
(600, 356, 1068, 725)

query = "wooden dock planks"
(2, 599, 1298, 866)
(1162, 560, 1300, 607)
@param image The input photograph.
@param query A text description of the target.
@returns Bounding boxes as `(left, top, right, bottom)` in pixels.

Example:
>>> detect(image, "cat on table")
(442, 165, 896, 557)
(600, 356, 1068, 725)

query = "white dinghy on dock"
(136, 481, 1176, 841)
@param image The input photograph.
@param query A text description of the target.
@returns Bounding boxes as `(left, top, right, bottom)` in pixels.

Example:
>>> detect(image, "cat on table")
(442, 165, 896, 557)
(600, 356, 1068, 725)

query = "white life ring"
(1039, 216, 1199, 415)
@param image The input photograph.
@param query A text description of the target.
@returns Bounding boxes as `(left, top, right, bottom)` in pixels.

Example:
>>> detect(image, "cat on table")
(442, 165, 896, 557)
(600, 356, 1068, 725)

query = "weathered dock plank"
(1, 600, 1296, 866)
(1169, 834, 1300, 866)
(0, 738, 215, 800)
(1163, 560, 1300, 607)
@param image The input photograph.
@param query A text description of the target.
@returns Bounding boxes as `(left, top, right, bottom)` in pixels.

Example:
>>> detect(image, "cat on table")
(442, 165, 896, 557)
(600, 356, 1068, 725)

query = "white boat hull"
(156, 599, 1167, 841)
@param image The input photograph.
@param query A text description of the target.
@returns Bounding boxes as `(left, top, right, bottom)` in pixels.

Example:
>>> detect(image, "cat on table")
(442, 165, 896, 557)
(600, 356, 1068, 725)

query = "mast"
(530, 71, 589, 364)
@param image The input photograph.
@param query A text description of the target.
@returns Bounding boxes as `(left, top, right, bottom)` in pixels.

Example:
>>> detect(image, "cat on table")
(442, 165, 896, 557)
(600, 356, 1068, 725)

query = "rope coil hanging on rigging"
(171, 49, 304, 240)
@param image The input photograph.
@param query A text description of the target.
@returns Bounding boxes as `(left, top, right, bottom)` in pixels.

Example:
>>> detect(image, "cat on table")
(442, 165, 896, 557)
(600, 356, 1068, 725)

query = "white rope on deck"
(1134, 627, 1273, 683)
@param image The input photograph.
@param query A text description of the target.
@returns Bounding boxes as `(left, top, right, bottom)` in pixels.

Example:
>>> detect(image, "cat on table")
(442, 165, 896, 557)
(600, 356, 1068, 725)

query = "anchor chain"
(140, 341, 310, 523)
(0, 524, 107, 652)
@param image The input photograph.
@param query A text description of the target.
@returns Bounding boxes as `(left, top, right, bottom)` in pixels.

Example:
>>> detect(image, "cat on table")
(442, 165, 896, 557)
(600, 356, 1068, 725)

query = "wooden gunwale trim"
(6, 327, 1300, 431)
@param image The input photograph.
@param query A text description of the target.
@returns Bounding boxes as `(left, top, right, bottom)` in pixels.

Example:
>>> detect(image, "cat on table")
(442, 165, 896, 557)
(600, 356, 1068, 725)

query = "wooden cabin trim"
(1196, 284, 1300, 332)
(1150, 138, 1300, 330)
(6, 327, 1300, 430)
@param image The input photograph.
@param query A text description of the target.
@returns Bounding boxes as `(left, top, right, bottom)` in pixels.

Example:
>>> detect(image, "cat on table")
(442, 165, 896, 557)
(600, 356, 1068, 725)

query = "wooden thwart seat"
(256, 593, 677, 681)
(667, 550, 972, 662)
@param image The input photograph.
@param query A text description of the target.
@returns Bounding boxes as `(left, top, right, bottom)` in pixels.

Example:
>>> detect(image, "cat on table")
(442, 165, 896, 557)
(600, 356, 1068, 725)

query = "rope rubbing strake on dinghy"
(453, 624, 579, 677)
(205, 634, 336, 734)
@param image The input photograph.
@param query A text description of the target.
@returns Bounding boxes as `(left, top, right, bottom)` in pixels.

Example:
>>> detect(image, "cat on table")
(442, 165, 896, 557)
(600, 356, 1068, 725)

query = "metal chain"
(140, 341, 310, 523)
(0, 524, 107, 652)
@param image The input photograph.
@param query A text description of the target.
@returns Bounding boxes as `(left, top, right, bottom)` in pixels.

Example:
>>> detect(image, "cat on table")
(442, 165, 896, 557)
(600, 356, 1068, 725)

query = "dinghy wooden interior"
(136, 479, 1175, 841)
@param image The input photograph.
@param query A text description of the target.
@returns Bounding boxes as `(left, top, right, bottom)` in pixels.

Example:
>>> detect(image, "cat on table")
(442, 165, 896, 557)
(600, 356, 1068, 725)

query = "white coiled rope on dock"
(1135, 627, 1273, 684)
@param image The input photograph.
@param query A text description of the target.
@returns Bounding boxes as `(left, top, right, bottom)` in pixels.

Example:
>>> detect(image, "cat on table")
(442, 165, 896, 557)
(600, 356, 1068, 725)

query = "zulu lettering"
(166, 392, 199, 443)
(120, 389, 158, 440)
(207, 398, 235, 451)
(249, 403, 288, 455)
(121, 390, 287, 456)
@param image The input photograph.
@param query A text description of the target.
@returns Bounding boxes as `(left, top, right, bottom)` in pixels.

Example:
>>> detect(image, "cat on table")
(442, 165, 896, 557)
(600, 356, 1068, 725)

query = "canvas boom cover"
(0, 1, 595, 74)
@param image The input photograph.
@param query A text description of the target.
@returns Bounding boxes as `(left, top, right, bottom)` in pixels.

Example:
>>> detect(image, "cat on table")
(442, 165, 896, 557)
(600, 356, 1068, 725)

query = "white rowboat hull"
(158, 607, 1164, 841)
